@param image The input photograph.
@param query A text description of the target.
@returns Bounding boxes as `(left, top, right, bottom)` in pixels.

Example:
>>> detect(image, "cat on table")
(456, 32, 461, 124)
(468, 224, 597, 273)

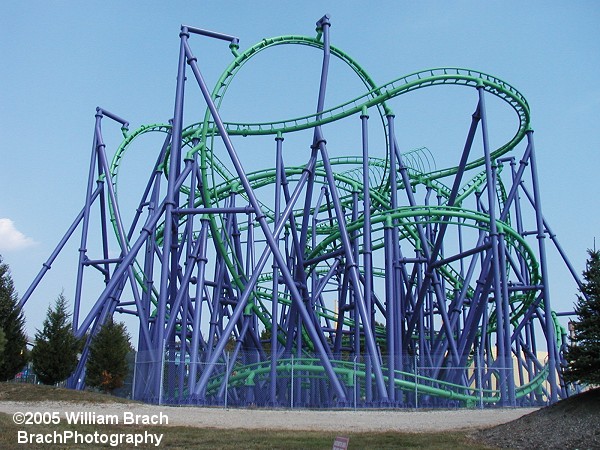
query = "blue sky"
(1, 1, 599, 339)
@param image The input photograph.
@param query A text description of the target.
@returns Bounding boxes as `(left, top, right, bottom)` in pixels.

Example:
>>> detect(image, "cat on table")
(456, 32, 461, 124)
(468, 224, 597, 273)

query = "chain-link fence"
(130, 349, 534, 409)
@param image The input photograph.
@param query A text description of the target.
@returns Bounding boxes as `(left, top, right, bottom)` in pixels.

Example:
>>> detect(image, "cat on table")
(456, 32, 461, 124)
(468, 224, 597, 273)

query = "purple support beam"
(22, 18, 573, 409)
(526, 130, 558, 403)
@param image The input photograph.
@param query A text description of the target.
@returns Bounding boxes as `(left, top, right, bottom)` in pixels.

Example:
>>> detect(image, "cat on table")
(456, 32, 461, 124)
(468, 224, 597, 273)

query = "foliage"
(85, 318, 132, 394)
(564, 249, 600, 386)
(31, 293, 80, 385)
(0, 329, 5, 366)
(0, 256, 28, 380)
(260, 327, 272, 354)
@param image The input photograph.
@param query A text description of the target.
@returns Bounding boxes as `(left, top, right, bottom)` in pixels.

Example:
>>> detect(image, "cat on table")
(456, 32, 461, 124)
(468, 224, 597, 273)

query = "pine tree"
(0, 256, 28, 380)
(564, 249, 600, 386)
(31, 293, 80, 385)
(85, 318, 132, 394)
(0, 329, 6, 366)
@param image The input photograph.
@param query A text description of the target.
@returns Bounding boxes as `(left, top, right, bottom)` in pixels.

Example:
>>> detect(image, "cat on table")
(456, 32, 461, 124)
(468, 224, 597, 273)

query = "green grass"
(0, 381, 138, 404)
(0, 414, 492, 449)
(0, 383, 495, 449)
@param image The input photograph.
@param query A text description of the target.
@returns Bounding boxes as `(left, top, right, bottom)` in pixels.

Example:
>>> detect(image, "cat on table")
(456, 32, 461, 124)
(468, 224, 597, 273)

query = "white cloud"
(0, 218, 37, 252)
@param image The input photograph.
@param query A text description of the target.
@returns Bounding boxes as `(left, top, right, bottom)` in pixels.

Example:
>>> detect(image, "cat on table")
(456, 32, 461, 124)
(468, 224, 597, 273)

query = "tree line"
(1, 256, 131, 394)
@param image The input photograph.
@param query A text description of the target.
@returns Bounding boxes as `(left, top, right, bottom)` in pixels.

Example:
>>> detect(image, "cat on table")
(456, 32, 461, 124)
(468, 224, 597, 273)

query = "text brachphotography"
(18, 430, 164, 447)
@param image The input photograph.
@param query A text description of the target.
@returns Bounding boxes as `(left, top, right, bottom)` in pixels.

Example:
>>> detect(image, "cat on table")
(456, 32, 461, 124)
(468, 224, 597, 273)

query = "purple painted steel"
(20, 16, 579, 408)
(527, 130, 559, 403)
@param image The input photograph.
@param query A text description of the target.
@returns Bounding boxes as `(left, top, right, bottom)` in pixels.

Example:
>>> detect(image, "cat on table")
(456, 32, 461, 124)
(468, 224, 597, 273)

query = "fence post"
(353, 356, 357, 411)
(159, 342, 165, 406)
(225, 352, 229, 409)
(290, 355, 294, 409)
(477, 351, 483, 409)
(414, 352, 418, 409)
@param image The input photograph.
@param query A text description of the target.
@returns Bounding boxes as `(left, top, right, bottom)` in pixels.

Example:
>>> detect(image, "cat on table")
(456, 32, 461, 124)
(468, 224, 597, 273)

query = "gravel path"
(0, 401, 537, 432)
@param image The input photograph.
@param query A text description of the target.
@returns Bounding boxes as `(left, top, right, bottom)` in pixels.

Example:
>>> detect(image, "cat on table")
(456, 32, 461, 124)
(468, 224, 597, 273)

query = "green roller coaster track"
(103, 31, 563, 405)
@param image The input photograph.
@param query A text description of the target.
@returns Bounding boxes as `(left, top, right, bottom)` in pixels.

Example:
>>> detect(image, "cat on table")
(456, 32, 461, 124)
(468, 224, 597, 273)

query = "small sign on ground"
(332, 436, 349, 450)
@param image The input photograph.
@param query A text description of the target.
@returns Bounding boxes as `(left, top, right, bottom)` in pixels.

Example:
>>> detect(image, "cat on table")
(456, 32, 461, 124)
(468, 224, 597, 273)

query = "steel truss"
(21, 16, 580, 407)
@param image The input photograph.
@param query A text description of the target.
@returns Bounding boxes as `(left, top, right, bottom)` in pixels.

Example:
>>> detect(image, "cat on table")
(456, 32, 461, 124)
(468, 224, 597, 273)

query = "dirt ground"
(0, 400, 537, 433)
(475, 388, 600, 449)
(2, 383, 598, 448)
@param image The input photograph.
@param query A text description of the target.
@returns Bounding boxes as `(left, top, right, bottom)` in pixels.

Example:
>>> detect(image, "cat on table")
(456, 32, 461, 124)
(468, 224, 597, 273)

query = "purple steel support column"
(137, 147, 165, 356)
(384, 218, 395, 402)
(73, 119, 101, 331)
(526, 129, 558, 403)
(507, 157, 530, 282)
(246, 211, 254, 279)
(299, 14, 332, 367)
(269, 132, 283, 405)
(206, 196, 234, 358)
(184, 25, 348, 402)
(74, 162, 194, 340)
(282, 156, 319, 358)
(543, 220, 584, 292)
(95, 125, 135, 256)
(75, 110, 127, 333)
(314, 14, 331, 119)
(492, 157, 516, 404)
(281, 166, 320, 356)
(440, 236, 489, 350)
(308, 186, 338, 357)
(88, 117, 159, 349)
(405, 104, 480, 362)
(298, 16, 331, 267)
(125, 130, 172, 243)
(164, 221, 211, 339)
(95, 153, 154, 353)
(155, 27, 189, 401)
(518, 183, 585, 292)
(96, 173, 111, 287)
(316, 134, 388, 402)
(351, 189, 361, 358)
(71, 278, 127, 390)
(498, 144, 533, 223)
(217, 316, 251, 401)
(456, 254, 495, 359)
(333, 270, 350, 356)
(18, 186, 102, 310)
(524, 319, 537, 401)
(313, 259, 341, 302)
(497, 231, 516, 404)
(477, 85, 509, 404)
(386, 114, 398, 400)
(141, 131, 171, 279)
(298, 158, 316, 270)
(393, 145, 462, 370)
(184, 120, 343, 400)
(184, 148, 199, 266)
(361, 106, 374, 403)
(311, 186, 327, 305)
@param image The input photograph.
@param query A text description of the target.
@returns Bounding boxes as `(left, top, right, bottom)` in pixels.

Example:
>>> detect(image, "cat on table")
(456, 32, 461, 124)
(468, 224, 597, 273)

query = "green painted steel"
(105, 29, 557, 404)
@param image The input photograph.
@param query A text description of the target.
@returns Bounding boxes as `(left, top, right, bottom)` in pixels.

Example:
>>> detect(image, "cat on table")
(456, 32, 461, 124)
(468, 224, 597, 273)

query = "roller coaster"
(21, 15, 580, 407)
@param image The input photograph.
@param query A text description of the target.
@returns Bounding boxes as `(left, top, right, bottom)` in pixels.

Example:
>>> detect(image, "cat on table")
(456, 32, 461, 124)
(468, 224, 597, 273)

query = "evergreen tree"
(0, 329, 6, 366)
(0, 256, 28, 380)
(564, 249, 600, 386)
(31, 293, 80, 385)
(85, 318, 132, 394)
